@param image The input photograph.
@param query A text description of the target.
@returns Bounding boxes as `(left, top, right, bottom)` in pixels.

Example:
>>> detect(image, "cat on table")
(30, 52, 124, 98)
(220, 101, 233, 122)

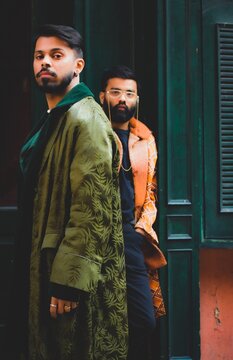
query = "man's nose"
(119, 93, 127, 101)
(41, 55, 52, 67)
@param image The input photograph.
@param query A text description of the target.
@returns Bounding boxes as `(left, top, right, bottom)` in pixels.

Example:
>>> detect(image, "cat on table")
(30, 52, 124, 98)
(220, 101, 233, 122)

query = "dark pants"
(123, 223, 156, 360)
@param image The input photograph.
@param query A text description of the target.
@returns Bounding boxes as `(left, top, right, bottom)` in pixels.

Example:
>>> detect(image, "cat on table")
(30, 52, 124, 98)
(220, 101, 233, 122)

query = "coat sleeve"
(135, 134, 158, 240)
(50, 106, 116, 294)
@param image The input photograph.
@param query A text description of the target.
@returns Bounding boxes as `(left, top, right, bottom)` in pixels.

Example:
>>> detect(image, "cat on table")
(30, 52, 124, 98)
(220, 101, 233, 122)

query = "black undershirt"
(115, 128, 135, 224)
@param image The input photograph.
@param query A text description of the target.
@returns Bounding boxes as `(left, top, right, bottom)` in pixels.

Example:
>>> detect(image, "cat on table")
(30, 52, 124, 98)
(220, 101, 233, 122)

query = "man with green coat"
(7, 24, 128, 360)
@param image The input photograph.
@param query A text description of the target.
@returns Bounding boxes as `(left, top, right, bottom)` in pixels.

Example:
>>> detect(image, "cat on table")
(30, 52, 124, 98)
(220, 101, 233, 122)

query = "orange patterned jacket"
(115, 117, 167, 317)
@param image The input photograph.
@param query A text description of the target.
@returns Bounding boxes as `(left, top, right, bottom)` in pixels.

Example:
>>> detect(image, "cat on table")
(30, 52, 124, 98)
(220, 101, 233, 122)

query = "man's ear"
(75, 58, 85, 75)
(99, 91, 105, 105)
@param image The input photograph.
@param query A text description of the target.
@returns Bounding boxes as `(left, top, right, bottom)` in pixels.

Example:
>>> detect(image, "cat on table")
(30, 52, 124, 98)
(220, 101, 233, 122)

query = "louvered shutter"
(202, 20, 233, 245)
(218, 24, 233, 213)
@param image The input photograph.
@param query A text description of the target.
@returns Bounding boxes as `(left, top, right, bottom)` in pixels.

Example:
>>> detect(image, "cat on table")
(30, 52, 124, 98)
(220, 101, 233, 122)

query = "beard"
(103, 100, 136, 123)
(35, 70, 74, 94)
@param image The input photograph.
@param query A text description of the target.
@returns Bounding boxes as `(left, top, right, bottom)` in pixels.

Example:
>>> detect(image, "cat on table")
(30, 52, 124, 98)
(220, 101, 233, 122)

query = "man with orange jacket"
(99, 65, 167, 360)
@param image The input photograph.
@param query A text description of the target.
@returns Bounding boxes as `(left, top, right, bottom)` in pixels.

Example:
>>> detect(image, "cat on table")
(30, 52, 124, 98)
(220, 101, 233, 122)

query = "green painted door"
(156, 1, 202, 358)
(157, 0, 233, 359)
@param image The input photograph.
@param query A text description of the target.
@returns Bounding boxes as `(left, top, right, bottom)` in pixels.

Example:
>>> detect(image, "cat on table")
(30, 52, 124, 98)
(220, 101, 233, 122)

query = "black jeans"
(123, 223, 156, 360)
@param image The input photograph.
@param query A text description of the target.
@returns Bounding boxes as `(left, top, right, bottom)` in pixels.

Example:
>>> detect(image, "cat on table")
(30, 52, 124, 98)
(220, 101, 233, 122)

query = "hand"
(50, 296, 79, 319)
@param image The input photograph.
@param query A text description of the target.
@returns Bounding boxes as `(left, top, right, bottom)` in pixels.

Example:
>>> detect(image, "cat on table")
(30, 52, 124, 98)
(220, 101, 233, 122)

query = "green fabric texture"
(27, 96, 128, 359)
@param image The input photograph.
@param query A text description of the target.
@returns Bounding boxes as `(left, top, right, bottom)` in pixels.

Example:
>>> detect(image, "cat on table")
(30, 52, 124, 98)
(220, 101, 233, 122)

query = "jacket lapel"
(39, 113, 65, 175)
(128, 132, 148, 210)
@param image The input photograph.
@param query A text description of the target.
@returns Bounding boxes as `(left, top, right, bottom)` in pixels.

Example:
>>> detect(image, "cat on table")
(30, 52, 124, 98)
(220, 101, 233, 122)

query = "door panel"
(157, 0, 202, 358)
(202, 0, 233, 246)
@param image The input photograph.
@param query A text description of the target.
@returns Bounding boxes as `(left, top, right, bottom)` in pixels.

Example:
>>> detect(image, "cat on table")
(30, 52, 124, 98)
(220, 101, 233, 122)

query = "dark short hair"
(101, 65, 139, 92)
(33, 24, 84, 58)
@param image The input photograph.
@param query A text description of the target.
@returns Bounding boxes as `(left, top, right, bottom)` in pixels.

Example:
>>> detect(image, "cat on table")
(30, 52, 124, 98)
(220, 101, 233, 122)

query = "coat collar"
(129, 117, 152, 140)
(20, 82, 93, 177)
(53, 82, 94, 111)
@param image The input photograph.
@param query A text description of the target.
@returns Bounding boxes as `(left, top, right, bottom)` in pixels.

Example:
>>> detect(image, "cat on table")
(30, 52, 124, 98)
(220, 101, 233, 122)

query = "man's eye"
(111, 90, 121, 96)
(35, 55, 43, 60)
(53, 53, 62, 59)
(126, 92, 134, 98)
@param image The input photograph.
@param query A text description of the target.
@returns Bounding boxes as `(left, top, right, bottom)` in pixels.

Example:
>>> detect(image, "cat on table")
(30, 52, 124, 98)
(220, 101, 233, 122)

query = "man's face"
(100, 78, 138, 124)
(33, 36, 83, 94)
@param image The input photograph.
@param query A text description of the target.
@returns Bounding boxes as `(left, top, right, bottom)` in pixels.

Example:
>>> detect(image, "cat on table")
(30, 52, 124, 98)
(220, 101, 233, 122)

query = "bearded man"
(6, 25, 128, 360)
(99, 65, 167, 360)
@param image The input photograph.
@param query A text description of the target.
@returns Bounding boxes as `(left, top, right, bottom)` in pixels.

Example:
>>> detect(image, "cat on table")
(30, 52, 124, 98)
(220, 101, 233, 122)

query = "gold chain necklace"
(121, 164, 132, 172)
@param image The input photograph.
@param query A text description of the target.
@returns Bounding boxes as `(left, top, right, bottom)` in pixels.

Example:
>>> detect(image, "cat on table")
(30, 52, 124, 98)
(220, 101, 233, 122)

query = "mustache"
(36, 68, 57, 78)
(115, 103, 128, 111)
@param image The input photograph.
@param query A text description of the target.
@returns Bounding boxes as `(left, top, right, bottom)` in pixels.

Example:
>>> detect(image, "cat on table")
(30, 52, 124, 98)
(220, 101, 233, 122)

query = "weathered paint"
(200, 249, 233, 359)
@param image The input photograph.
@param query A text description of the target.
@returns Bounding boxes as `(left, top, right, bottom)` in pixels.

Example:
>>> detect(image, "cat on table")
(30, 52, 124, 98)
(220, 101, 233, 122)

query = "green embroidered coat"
(10, 85, 128, 360)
